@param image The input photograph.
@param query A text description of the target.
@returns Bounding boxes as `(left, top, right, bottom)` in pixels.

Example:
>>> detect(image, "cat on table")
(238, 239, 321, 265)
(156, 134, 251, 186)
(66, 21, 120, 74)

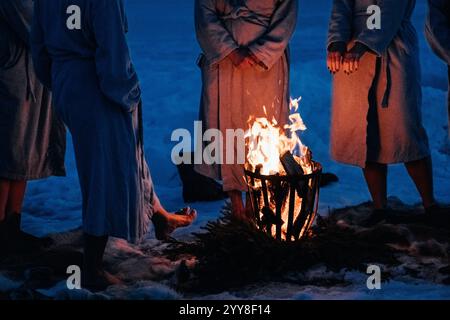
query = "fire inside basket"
(244, 98, 322, 241)
(245, 152, 322, 241)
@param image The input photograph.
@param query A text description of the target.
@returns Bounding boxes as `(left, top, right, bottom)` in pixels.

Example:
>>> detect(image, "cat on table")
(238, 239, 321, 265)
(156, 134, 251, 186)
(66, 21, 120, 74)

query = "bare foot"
(152, 207, 197, 241)
(231, 207, 245, 220)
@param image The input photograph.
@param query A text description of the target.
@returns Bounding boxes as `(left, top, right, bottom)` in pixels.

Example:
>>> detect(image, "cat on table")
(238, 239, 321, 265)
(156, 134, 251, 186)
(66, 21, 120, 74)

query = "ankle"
(373, 202, 387, 211)
(152, 210, 167, 224)
(4, 213, 21, 230)
(423, 199, 437, 210)
(153, 205, 169, 218)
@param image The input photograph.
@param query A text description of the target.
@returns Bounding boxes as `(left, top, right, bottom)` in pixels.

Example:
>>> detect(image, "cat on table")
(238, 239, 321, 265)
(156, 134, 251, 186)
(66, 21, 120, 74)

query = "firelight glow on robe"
(328, 0, 430, 167)
(194, 0, 298, 192)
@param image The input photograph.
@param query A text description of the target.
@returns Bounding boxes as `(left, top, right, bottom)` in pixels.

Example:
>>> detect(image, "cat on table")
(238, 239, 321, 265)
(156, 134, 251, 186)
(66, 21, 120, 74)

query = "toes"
(188, 209, 197, 220)
(175, 208, 197, 224)
(175, 207, 190, 215)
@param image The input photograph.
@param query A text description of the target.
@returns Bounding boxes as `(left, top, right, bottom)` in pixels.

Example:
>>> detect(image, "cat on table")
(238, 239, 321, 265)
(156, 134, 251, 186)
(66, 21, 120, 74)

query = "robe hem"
(223, 185, 248, 193)
(82, 228, 151, 245)
(0, 170, 67, 181)
(83, 210, 153, 246)
(194, 164, 248, 193)
(332, 150, 431, 168)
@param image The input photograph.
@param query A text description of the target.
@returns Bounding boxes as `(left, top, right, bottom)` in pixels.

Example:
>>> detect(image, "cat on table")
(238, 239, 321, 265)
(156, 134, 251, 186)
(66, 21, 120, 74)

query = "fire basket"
(245, 151, 322, 242)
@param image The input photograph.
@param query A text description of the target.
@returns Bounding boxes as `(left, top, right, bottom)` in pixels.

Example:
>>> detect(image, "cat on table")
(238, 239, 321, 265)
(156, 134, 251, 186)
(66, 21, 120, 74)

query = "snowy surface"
(16, 0, 450, 300)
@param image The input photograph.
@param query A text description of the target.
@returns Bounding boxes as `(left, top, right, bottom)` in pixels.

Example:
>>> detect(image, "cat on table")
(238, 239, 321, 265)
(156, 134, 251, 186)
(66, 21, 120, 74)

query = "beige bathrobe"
(195, 0, 297, 192)
(328, 0, 430, 167)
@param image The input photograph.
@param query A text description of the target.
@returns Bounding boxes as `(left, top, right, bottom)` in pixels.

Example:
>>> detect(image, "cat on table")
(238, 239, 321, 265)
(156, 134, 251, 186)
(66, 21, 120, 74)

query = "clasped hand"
(327, 42, 369, 75)
(229, 47, 262, 69)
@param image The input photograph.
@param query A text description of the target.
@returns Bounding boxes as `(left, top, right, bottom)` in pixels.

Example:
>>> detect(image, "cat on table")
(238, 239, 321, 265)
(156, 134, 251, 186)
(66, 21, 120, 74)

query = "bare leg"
(6, 180, 27, 215)
(0, 180, 10, 222)
(363, 162, 388, 210)
(151, 195, 197, 240)
(405, 157, 436, 208)
(228, 190, 245, 219)
(83, 233, 108, 281)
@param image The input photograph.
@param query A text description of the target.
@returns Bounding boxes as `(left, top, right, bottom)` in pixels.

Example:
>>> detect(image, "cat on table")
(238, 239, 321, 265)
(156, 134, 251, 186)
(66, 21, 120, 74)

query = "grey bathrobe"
(0, 0, 66, 180)
(31, 0, 156, 243)
(328, 0, 430, 167)
(425, 0, 450, 138)
(195, 0, 297, 192)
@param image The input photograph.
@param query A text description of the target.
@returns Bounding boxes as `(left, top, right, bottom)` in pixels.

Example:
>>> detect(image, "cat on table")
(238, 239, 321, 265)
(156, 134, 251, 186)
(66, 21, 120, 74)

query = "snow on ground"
(199, 277, 450, 300)
(15, 0, 450, 299)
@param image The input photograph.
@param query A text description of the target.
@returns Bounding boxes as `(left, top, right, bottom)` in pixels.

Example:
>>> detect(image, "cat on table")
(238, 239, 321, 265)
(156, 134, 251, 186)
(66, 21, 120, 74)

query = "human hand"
(327, 42, 346, 74)
(229, 48, 248, 67)
(229, 48, 260, 69)
(342, 42, 368, 75)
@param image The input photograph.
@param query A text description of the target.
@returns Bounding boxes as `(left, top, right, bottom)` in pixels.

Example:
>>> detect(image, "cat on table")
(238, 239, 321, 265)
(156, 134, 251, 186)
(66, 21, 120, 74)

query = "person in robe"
(425, 0, 450, 148)
(194, 0, 298, 219)
(31, 0, 196, 291)
(0, 0, 66, 248)
(327, 0, 438, 224)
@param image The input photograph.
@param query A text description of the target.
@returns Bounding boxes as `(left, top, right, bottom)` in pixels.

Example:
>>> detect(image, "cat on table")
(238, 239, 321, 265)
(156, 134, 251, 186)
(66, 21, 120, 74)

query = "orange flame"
(245, 97, 310, 175)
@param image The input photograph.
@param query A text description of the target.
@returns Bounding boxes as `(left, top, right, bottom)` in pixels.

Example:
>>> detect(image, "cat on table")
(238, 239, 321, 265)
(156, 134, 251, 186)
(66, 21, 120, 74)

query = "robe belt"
(381, 51, 391, 108)
(220, 7, 269, 27)
(25, 48, 36, 103)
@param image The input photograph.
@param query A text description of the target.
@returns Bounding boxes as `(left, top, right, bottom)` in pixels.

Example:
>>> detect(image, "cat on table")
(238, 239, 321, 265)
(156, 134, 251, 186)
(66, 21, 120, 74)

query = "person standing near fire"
(425, 0, 450, 150)
(194, 0, 298, 220)
(0, 0, 66, 249)
(31, 0, 196, 291)
(327, 0, 439, 224)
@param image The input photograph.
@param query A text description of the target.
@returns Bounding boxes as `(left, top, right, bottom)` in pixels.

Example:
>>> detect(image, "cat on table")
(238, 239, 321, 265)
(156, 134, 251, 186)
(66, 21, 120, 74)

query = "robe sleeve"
(248, 0, 298, 70)
(30, 0, 52, 89)
(327, 0, 354, 50)
(0, 0, 30, 46)
(425, 0, 450, 65)
(195, 0, 238, 65)
(92, 0, 140, 113)
(355, 0, 409, 57)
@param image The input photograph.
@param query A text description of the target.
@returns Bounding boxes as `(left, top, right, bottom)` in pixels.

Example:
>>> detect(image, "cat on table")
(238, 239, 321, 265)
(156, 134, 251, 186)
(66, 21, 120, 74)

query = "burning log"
(261, 207, 282, 229)
(244, 98, 322, 241)
(280, 151, 304, 176)
(280, 150, 308, 198)
(280, 150, 320, 240)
